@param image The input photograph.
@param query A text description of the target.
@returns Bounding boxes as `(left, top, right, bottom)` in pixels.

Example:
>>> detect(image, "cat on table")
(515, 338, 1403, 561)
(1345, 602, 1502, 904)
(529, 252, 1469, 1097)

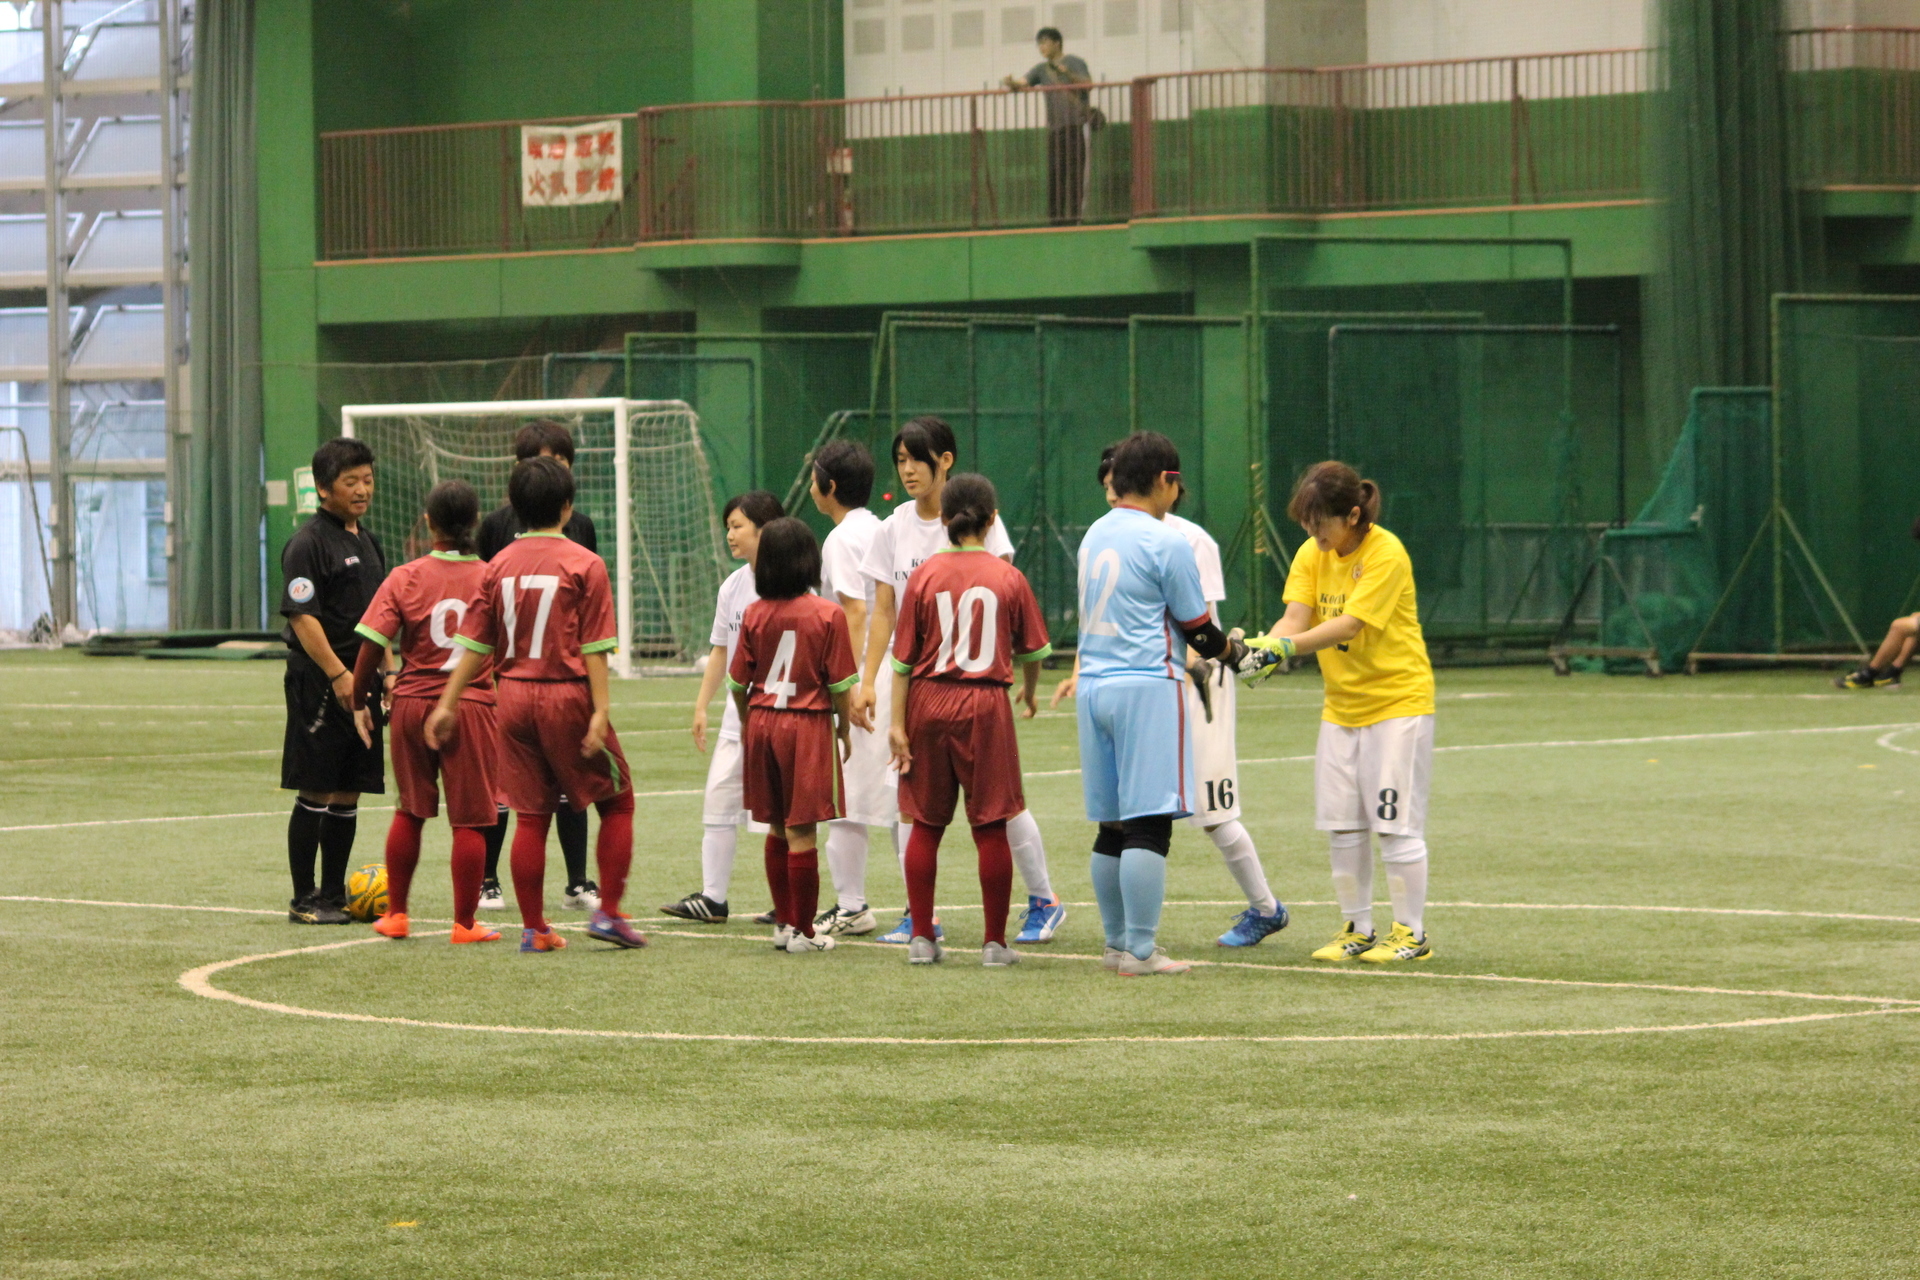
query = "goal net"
(340, 398, 729, 673)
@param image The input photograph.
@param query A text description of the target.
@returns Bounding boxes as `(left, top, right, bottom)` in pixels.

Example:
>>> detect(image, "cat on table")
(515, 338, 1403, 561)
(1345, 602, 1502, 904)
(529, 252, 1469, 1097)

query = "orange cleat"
(450, 921, 501, 944)
(519, 926, 567, 952)
(372, 912, 409, 940)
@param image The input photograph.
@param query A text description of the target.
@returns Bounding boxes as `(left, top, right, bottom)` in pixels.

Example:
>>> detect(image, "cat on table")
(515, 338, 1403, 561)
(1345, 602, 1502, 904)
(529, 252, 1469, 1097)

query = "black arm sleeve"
(1181, 619, 1228, 660)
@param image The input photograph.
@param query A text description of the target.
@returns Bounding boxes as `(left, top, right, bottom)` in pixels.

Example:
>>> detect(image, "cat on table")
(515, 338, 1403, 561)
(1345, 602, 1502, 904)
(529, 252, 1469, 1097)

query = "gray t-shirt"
(1025, 54, 1092, 127)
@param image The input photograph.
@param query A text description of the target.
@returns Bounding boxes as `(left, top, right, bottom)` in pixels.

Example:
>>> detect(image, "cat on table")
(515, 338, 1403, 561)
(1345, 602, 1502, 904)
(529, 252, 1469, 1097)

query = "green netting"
(1326, 325, 1625, 646)
(1595, 389, 1771, 670)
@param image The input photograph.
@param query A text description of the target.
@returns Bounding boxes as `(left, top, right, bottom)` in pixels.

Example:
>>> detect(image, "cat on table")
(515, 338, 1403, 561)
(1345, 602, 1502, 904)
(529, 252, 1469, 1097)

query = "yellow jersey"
(1282, 525, 1434, 728)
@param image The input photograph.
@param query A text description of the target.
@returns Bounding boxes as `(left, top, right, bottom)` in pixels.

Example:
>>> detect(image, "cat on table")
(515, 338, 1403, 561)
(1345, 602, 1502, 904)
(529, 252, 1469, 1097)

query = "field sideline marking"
(172, 929, 1920, 1047)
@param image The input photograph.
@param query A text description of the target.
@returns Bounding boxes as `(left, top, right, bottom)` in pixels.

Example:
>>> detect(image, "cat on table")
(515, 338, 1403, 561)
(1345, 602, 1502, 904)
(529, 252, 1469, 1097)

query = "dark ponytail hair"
(752, 517, 822, 600)
(1286, 461, 1380, 533)
(426, 479, 480, 554)
(941, 472, 997, 545)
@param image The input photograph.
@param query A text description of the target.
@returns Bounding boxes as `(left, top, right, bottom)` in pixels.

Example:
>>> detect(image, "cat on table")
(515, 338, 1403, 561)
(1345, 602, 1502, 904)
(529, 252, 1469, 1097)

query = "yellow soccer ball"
(346, 863, 388, 922)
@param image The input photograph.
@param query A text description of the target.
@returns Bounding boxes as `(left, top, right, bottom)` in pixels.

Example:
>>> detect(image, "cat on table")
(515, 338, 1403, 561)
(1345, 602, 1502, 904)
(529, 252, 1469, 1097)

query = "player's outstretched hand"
(690, 704, 709, 753)
(1049, 671, 1078, 708)
(889, 725, 912, 775)
(1236, 631, 1296, 683)
(582, 710, 609, 759)
(423, 705, 457, 750)
(1187, 657, 1216, 723)
(849, 681, 876, 732)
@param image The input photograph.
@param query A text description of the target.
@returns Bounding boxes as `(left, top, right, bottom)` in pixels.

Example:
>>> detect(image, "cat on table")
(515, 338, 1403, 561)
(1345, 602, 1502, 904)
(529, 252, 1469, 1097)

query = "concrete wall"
(1365, 0, 1643, 63)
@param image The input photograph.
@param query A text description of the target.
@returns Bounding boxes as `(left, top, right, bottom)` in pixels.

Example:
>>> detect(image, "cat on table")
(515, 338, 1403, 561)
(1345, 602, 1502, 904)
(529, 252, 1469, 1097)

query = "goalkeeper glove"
(1235, 632, 1296, 683)
(1186, 657, 1216, 724)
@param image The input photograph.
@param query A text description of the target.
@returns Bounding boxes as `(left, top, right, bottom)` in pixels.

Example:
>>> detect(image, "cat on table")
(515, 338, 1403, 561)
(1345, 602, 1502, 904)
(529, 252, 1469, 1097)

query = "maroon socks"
(382, 811, 424, 915)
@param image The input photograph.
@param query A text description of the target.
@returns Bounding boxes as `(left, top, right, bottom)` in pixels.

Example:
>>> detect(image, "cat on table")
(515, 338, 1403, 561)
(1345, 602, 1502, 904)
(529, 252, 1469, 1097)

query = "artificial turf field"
(2, 649, 1917, 1279)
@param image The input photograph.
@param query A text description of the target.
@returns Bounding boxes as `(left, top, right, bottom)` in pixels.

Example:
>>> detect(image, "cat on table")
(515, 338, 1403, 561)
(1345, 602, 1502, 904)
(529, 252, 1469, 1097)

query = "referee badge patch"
(288, 577, 315, 603)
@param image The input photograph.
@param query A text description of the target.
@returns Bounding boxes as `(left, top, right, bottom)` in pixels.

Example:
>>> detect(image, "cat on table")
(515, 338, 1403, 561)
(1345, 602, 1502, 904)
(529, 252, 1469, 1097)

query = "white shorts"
(1183, 662, 1241, 828)
(839, 671, 900, 827)
(1314, 714, 1433, 837)
(702, 734, 770, 833)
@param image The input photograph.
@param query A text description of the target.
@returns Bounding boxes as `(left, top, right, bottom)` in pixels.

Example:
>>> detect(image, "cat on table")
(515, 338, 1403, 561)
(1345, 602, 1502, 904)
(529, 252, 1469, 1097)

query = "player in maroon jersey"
(348, 480, 501, 944)
(727, 517, 860, 955)
(425, 456, 647, 953)
(888, 474, 1052, 966)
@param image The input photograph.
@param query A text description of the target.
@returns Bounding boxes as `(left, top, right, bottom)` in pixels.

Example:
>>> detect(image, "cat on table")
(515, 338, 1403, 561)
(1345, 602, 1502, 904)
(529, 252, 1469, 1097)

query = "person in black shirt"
(280, 437, 388, 924)
(474, 421, 602, 912)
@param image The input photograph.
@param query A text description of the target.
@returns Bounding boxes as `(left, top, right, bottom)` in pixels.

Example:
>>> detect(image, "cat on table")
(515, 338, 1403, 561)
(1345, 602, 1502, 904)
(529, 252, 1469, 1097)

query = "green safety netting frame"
(1326, 323, 1626, 649)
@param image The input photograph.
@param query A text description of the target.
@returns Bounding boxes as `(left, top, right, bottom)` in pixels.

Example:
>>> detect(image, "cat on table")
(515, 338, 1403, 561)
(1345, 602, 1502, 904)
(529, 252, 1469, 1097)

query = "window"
(1050, 2, 1086, 39)
(952, 10, 986, 47)
(1161, 0, 1190, 33)
(1104, 0, 1138, 37)
(901, 12, 936, 52)
(1002, 6, 1036, 45)
(853, 18, 886, 55)
(144, 479, 165, 582)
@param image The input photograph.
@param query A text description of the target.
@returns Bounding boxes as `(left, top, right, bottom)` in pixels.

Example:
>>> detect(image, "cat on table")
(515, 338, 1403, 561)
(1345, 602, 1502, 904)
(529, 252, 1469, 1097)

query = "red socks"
(973, 820, 1013, 947)
(449, 825, 485, 928)
(788, 846, 819, 938)
(511, 812, 552, 931)
(593, 792, 635, 916)
(764, 835, 791, 928)
(905, 821, 945, 942)
(383, 811, 424, 915)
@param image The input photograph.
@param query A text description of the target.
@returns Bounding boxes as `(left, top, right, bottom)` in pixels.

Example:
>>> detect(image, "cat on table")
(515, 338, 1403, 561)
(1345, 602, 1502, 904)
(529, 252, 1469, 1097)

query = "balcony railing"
(316, 33, 1920, 260)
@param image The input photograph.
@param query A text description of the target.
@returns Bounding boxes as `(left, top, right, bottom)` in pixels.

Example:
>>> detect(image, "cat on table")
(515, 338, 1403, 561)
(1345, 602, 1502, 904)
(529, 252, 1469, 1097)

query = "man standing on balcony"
(1003, 27, 1092, 226)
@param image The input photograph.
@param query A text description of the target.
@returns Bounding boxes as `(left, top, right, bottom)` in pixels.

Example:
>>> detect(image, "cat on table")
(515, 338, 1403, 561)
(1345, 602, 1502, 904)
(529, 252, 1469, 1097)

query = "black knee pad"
(1092, 823, 1125, 858)
(1119, 815, 1174, 857)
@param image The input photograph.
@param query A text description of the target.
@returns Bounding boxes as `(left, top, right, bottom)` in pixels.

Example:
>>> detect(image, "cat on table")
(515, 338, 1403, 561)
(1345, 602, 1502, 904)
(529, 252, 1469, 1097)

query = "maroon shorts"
(899, 679, 1025, 828)
(742, 708, 842, 827)
(493, 678, 631, 815)
(388, 695, 499, 828)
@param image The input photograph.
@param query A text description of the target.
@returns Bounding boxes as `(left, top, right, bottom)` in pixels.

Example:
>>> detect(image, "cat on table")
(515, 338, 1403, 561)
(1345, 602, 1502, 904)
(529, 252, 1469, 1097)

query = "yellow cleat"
(1310, 925, 1376, 961)
(1358, 923, 1432, 963)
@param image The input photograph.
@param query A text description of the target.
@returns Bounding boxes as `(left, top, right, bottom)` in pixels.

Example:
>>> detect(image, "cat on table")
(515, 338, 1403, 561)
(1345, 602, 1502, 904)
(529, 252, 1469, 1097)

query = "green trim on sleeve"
(889, 655, 913, 675)
(1015, 643, 1053, 664)
(452, 635, 493, 655)
(724, 675, 748, 693)
(828, 672, 860, 693)
(580, 637, 618, 654)
(353, 622, 391, 648)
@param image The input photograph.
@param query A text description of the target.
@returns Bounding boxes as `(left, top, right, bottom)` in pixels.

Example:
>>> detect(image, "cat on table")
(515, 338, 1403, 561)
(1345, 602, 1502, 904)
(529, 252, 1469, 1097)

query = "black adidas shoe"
(660, 892, 728, 922)
(750, 908, 778, 924)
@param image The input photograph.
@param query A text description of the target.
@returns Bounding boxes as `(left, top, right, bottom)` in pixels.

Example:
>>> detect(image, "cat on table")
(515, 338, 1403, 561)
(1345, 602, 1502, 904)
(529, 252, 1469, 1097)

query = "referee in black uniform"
(281, 437, 388, 924)
(474, 420, 603, 911)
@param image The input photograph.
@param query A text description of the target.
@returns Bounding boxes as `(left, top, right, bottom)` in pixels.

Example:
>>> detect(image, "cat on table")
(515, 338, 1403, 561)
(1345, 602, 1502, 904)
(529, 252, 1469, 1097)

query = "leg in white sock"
(1327, 829, 1374, 936)
(1379, 834, 1428, 935)
(895, 820, 912, 876)
(700, 823, 738, 905)
(1206, 820, 1276, 915)
(1006, 809, 1054, 902)
(824, 820, 870, 912)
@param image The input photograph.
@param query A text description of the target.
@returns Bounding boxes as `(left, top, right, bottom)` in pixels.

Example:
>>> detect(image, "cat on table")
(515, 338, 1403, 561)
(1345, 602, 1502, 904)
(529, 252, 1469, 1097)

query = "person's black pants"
(1046, 124, 1087, 226)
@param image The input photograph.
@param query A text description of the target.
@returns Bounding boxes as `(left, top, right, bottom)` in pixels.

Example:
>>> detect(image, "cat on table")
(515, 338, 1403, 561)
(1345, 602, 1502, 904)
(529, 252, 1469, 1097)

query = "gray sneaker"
(1117, 946, 1191, 977)
(981, 941, 1020, 967)
(908, 936, 943, 965)
(814, 903, 877, 936)
(1102, 946, 1126, 971)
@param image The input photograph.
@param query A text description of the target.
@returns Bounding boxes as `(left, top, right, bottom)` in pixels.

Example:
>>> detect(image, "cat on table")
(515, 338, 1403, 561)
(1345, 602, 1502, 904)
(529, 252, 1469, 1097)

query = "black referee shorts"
(281, 656, 385, 795)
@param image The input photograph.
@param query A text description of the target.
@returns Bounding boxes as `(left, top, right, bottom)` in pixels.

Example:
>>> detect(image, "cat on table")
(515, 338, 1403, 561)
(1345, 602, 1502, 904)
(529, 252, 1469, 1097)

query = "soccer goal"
(340, 398, 729, 675)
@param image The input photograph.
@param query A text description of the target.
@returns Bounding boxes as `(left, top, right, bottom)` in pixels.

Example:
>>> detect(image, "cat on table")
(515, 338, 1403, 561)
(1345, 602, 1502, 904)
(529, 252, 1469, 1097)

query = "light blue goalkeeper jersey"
(1075, 505, 1211, 682)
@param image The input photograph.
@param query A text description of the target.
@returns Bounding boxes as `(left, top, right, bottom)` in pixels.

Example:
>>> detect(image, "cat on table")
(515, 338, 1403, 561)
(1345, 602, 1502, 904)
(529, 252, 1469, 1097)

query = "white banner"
(521, 120, 623, 207)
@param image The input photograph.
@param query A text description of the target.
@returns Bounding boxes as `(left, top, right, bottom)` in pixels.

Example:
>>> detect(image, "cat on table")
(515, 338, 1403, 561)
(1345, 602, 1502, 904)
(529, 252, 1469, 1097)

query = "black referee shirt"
(476, 504, 598, 562)
(280, 507, 388, 667)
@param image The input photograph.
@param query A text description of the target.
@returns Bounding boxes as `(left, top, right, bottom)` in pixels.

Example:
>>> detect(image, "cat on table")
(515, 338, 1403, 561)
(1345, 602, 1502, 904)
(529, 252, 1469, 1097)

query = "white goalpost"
(339, 397, 729, 676)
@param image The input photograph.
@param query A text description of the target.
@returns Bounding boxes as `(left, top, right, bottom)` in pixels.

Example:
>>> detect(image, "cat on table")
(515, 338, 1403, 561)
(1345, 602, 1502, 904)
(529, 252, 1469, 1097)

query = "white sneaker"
(477, 879, 506, 911)
(1116, 947, 1191, 977)
(772, 924, 794, 951)
(562, 881, 601, 911)
(981, 941, 1020, 967)
(815, 903, 877, 936)
(908, 936, 943, 964)
(1102, 946, 1126, 971)
(785, 930, 836, 954)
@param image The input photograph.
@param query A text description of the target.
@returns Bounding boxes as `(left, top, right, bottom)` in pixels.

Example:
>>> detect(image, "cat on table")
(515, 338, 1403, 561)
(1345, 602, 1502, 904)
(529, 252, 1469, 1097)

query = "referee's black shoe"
(288, 893, 351, 925)
(660, 892, 728, 922)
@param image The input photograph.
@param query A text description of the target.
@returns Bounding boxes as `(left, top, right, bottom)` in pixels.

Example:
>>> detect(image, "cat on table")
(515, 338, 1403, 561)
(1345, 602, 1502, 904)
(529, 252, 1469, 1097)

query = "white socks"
(895, 820, 913, 874)
(824, 820, 870, 911)
(1327, 829, 1374, 936)
(1379, 834, 1429, 935)
(700, 823, 737, 904)
(1006, 808, 1054, 902)
(1207, 820, 1276, 915)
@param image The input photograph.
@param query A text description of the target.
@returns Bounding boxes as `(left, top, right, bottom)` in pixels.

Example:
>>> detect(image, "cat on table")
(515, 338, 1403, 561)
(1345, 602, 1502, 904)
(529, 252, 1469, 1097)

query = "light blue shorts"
(1077, 674, 1195, 822)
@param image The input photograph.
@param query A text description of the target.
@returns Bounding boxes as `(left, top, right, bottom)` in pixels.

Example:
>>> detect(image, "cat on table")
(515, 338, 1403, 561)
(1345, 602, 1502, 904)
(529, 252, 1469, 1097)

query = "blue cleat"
(878, 913, 942, 944)
(1015, 895, 1066, 944)
(1216, 903, 1290, 947)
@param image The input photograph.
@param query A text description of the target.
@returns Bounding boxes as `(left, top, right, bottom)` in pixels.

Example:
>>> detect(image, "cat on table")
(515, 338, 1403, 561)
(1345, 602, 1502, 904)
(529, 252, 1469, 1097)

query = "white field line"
(0, 748, 282, 767)
(0, 788, 706, 833)
(173, 928, 1920, 1046)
